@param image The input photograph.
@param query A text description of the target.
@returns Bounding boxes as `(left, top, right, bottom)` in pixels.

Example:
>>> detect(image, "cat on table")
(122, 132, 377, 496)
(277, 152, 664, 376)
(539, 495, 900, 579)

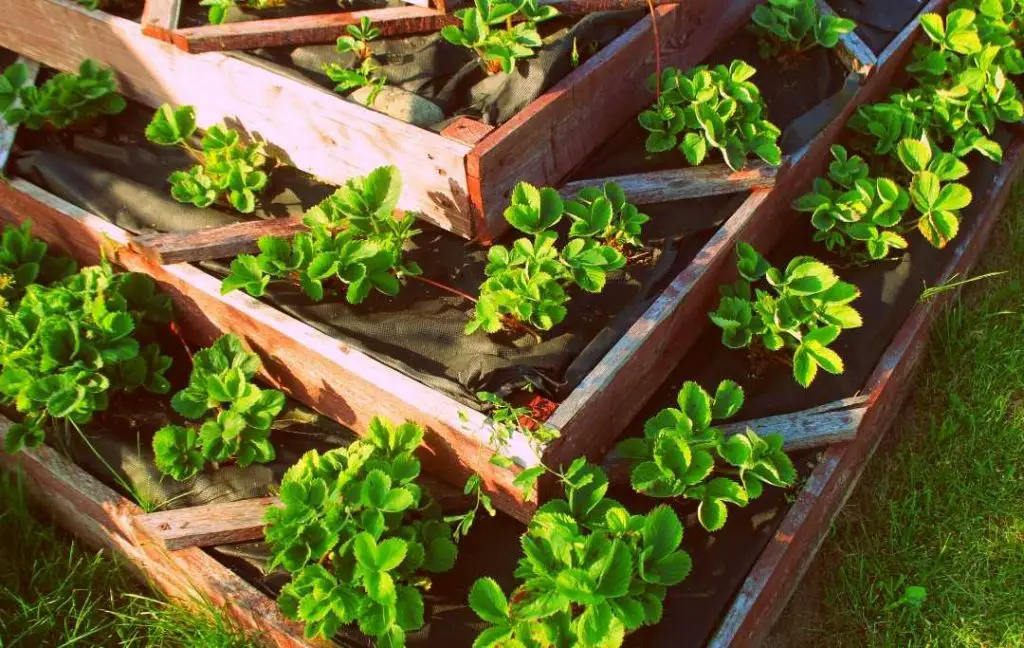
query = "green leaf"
(469, 578, 509, 624)
(643, 505, 683, 561)
(711, 380, 743, 419)
(676, 381, 712, 429)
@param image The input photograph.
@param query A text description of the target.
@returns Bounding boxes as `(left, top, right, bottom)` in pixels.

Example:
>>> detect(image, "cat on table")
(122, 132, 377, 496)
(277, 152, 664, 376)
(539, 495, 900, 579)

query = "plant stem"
(647, 0, 662, 99)
(408, 274, 479, 303)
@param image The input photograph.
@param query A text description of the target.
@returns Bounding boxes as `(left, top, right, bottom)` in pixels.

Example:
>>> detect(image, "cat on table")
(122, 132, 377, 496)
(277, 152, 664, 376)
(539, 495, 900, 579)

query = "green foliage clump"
(709, 242, 862, 387)
(0, 222, 76, 308)
(145, 104, 269, 214)
(638, 61, 782, 171)
(265, 417, 459, 646)
(564, 182, 650, 250)
(324, 18, 387, 102)
(749, 0, 857, 58)
(467, 459, 691, 647)
(441, 0, 560, 74)
(477, 390, 560, 465)
(466, 182, 630, 336)
(221, 166, 421, 305)
(0, 258, 173, 454)
(152, 334, 284, 481)
(0, 59, 125, 131)
(894, 135, 974, 249)
(616, 381, 797, 532)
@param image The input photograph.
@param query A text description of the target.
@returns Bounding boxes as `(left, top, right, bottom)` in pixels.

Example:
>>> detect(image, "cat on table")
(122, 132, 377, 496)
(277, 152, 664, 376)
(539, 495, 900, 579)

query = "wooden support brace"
(130, 217, 306, 265)
(817, 0, 877, 77)
(0, 57, 39, 173)
(558, 161, 780, 205)
(140, 0, 182, 42)
(439, 117, 496, 147)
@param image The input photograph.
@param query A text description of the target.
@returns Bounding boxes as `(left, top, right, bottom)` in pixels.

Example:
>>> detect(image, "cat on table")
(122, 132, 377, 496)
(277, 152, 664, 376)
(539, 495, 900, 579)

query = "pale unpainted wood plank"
(0, 57, 40, 173)
(0, 0, 475, 238)
(130, 217, 306, 265)
(0, 178, 541, 521)
(816, 0, 877, 76)
(559, 161, 780, 205)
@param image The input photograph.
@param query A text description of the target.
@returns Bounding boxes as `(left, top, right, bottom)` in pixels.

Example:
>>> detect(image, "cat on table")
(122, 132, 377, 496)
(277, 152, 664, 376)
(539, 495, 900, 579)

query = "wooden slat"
(0, 416, 326, 648)
(130, 217, 306, 265)
(711, 133, 1024, 648)
(168, 6, 456, 53)
(439, 117, 496, 147)
(717, 401, 864, 451)
(817, 0, 877, 76)
(0, 57, 39, 173)
(558, 161, 780, 205)
(140, 0, 181, 41)
(0, 0, 475, 237)
(468, 0, 759, 242)
(540, 0, 938, 477)
(0, 178, 542, 522)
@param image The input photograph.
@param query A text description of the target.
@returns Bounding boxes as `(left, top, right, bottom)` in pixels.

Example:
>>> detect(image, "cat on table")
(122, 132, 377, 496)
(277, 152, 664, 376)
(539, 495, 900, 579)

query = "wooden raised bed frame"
(0, 0, 935, 521)
(3, 133, 1019, 648)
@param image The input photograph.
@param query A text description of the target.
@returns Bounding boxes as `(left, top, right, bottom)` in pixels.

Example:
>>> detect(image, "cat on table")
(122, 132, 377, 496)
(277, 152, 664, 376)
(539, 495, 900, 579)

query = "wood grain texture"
(439, 116, 496, 147)
(0, 178, 542, 521)
(708, 132, 1024, 648)
(168, 7, 456, 53)
(0, 0, 475, 237)
(134, 497, 280, 550)
(0, 416, 325, 648)
(468, 0, 759, 242)
(817, 0, 877, 76)
(558, 161, 779, 205)
(130, 217, 306, 265)
(0, 57, 39, 173)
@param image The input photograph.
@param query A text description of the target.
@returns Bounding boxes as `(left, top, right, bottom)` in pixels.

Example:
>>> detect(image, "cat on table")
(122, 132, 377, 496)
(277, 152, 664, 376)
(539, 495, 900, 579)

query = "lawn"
(1, 183, 1022, 647)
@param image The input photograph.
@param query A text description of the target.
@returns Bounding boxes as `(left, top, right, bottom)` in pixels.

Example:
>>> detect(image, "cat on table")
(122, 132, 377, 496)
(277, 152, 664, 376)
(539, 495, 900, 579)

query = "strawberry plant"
(638, 61, 783, 171)
(221, 166, 422, 305)
(0, 59, 125, 131)
(616, 381, 797, 532)
(964, 0, 1024, 74)
(749, 0, 857, 58)
(465, 182, 627, 336)
(441, 0, 560, 74)
(709, 242, 862, 387)
(895, 135, 973, 249)
(200, 0, 286, 25)
(468, 459, 692, 647)
(265, 417, 460, 645)
(152, 334, 285, 480)
(794, 145, 912, 261)
(145, 104, 270, 214)
(0, 259, 173, 454)
(564, 181, 650, 250)
(0, 222, 76, 308)
(336, 16, 382, 58)
(324, 57, 387, 103)
(477, 390, 560, 460)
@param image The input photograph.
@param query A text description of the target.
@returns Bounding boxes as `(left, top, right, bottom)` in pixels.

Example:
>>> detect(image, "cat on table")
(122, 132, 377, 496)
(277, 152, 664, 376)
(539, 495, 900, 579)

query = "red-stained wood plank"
(140, 0, 181, 42)
(0, 415, 325, 648)
(709, 133, 1024, 648)
(439, 116, 496, 147)
(467, 0, 759, 242)
(130, 217, 306, 265)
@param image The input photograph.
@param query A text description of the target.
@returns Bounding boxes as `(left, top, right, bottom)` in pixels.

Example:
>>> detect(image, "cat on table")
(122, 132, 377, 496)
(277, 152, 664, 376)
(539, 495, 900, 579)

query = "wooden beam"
(0, 0, 475, 238)
(140, 0, 181, 42)
(710, 132, 1024, 648)
(468, 0, 759, 242)
(134, 497, 279, 551)
(439, 117, 496, 147)
(168, 6, 457, 53)
(0, 57, 39, 173)
(817, 0, 877, 77)
(130, 217, 306, 265)
(558, 161, 779, 205)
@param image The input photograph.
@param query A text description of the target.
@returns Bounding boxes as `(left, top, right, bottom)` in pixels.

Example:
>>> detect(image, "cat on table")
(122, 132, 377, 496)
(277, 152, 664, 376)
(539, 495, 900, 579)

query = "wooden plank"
(0, 178, 542, 522)
(134, 497, 279, 551)
(0, 0, 475, 238)
(0, 416, 325, 648)
(817, 0, 877, 76)
(440, 117, 496, 147)
(468, 0, 759, 242)
(708, 103, 1023, 648)
(169, 6, 457, 53)
(717, 402, 864, 451)
(558, 161, 780, 205)
(130, 217, 306, 265)
(540, 0, 939, 477)
(140, 0, 182, 41)
(0, 57, 39, 173)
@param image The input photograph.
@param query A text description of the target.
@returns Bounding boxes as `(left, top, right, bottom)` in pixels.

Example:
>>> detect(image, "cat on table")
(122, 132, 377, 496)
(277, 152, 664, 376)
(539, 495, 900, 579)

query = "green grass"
(771, 181, 1024, 647)
(0, 471, 255, 647)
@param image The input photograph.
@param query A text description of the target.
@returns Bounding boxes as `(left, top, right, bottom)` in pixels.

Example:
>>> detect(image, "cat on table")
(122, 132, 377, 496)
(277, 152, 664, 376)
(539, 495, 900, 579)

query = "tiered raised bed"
(1, 0, 1022, 645)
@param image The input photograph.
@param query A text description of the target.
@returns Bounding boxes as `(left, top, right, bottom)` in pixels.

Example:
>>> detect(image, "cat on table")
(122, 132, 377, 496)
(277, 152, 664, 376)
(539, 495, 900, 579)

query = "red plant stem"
(647, 0, 662, 99)
(408, 274, 478, 303)
(169, 321, 194, 361)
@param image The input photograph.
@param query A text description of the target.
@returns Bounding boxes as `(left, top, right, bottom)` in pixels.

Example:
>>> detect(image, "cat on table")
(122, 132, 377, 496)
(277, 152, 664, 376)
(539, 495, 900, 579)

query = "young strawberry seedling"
(324, 17, 388, 103)
(145, 104, 270, 214)
(441, 0, 560, 74)
(749, 0, 857, 58)
(638, 61, 782, 171)
(152, 334, 285, 480)
(617, 380, 797, 531)
(709, 242, 862, 387)
(0, 59, 125, 131)
(199, 0, 287, 25)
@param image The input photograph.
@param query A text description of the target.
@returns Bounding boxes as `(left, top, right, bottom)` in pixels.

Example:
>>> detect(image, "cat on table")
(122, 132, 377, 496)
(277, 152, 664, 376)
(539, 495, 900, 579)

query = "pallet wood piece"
(0, 0, 475, 236)
(0, 57, 39, 172)
(708, 125, 1024, 648)
(558, 161, 780, 205)
(536, 0, 939, 482)
(168, 6, 457, 53)
(0, 416, 327, 648)
(439, 116, 496, 147)
(140, 0, 181, 40)
(816, 0, 877, 76)
(131, 217, 306, 265)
